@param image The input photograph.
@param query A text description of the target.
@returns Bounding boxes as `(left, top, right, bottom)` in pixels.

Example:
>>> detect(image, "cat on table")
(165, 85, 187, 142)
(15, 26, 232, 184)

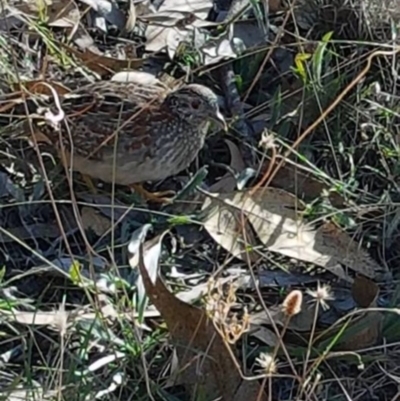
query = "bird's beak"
(214, 109, 228, 132)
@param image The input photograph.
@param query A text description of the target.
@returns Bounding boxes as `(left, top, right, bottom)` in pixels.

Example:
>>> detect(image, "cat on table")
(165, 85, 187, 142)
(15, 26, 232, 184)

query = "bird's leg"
(130, 183, 175, 204)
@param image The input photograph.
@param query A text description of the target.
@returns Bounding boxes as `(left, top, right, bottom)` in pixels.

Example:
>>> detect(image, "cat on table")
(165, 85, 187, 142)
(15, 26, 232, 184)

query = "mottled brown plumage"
(32, 80, 226, 187)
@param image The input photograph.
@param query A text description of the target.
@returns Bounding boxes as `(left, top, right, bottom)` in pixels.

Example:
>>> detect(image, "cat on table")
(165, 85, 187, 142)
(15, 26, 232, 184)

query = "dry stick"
(243, 2, 294, 103)
(34, 82, 99, 258)
(299, 300, 320, 400)
(18, 92, 75, 259)
(241, 212, 299, 378)
(254, 48, 400, 192)
(4, 28, 75, 265)
(228, 8, 296, 386)
(31, 83, 102, 270)
(14, 80, 97, 260)
(249, 144, 276, 196)
(0, 1, 77, 261)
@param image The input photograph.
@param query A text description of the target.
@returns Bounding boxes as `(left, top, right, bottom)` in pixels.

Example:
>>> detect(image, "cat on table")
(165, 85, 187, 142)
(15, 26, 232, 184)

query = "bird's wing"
(39, 81, 168, 160)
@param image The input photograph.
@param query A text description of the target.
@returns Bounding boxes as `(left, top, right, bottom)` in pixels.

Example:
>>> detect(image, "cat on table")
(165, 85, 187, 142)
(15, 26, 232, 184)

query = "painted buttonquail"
(22, 80, 227, 201)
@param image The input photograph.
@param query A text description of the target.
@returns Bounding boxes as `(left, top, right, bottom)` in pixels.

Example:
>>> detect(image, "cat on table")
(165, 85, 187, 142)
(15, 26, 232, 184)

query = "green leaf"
(295, 52, 312, 83)
(69, 260, 82, 284)
(322, 31, 334, 43)
(312, 31, 333, 85)
(235, 74, 243, 92)
(0, 266, 5, 283)
(168, 215, 192, 225)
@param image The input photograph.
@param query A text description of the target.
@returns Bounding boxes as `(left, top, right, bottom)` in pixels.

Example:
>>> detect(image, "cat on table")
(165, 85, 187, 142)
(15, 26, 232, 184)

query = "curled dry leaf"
(128, 225, 167, 314)
(201, 32, 239, 65)
(127, 224, 153, 260)
(125, 0, 137, 32)
(136, 237, 267, 401)
(209, 139, 246, 193)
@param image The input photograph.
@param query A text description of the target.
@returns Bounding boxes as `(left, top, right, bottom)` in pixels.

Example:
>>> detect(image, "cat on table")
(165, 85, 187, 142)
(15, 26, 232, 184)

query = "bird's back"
(44, 81, 169, 159)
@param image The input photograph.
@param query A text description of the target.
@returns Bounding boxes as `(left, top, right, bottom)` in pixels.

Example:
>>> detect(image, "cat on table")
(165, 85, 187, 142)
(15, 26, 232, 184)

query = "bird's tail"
(0, 89, 48, 139)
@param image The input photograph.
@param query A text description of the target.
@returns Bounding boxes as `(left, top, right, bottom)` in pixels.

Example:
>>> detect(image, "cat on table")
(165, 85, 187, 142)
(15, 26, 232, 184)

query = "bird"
(15, 79, 227, 202)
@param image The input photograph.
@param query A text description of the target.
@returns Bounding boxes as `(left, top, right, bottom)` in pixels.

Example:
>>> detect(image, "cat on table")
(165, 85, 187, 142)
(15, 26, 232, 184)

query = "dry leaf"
(145, 0, 213, 54)
(73, 26, 97, 50)
(10, 0, 80, 27)
(236, 189, 380, 279)
(125, 0, 137, 32)
(316, 222, 380, 279)
(352, 275, 379, 307)
(337, 275, 382, 350)
(129, 228, 167, 313)
(202, 195, 260, 262)
(13, 80, 71, 96)
(201, 30, 239, 65)
(62, 45, 143, 76)
(46, 0, 80, 27)
(0, 387, 49, 401)
(203, 189, 382, 280)
(269, 0, 285, 12)
(201, 21, 267, 65)
(111, 70, 164, 87)
(251, 302, 315, 332)
(136, 239, 266, 400)
(0, 221, 60, 241)
(334, 311, 383, 351)
(77, 0, 126, 30)
(251, 326, 279, 346)
(81, 206, 111, 236)
(319, 276, 382, 351)
(209, 139, 245, 193)
(270, 162, 345, 207)
(2, 309, 69, 329)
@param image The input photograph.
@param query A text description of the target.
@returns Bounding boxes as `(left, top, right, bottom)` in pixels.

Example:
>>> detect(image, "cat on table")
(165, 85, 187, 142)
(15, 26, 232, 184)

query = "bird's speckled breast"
(70, 119, 209, 185)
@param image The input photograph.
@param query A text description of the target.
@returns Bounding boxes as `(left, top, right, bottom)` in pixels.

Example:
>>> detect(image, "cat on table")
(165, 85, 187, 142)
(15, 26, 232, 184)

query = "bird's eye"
(191, 99, 201, 109)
